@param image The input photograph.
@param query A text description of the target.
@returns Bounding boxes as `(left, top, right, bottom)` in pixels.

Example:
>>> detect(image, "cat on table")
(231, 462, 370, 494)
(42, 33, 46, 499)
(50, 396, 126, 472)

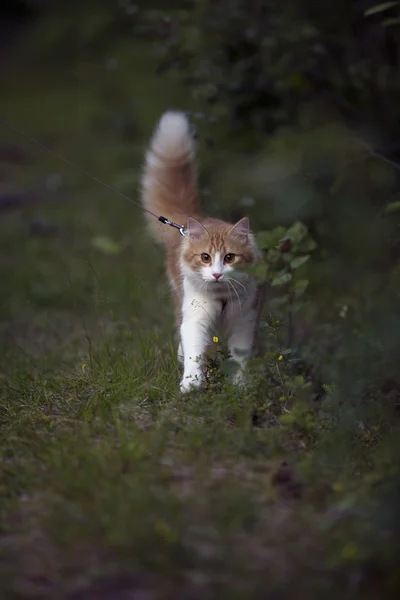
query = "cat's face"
(181, 217, 258, 285)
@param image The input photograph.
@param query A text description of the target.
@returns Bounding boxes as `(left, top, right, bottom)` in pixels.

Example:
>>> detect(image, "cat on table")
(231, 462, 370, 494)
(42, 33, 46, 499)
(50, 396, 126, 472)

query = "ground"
(0, 9, 399, 600)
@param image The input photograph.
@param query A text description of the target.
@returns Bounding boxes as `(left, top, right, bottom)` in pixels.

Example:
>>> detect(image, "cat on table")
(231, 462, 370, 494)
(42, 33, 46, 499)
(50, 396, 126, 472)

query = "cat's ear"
(229, 217, 249, 239)
(187, 217, 208, 240)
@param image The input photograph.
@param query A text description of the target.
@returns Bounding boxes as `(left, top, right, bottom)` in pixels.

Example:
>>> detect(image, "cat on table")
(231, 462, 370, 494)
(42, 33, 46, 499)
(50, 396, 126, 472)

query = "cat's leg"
(170, 281, 184, 365)
(180, 291, 219, 393)
(177, 340, 184, 364)
(226, 306, 257, 386)
(174, 331, 184, 364)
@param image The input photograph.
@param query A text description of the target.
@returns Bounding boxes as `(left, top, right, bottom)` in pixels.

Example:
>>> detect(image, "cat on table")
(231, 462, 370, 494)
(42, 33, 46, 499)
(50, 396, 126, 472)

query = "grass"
(1, 7, 400, 599)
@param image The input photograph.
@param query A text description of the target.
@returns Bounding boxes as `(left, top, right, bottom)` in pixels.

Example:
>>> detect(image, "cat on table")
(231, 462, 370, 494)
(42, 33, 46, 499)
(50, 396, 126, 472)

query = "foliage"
(134, 0, 400, 143)
(131, 0, 400, 391)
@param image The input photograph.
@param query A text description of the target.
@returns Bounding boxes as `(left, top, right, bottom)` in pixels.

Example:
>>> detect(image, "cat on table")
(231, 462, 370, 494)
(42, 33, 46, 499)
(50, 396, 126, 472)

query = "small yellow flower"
(81, 363, 87, 371)
(213, 336, 219, 343)
(278, 354, 284, 361)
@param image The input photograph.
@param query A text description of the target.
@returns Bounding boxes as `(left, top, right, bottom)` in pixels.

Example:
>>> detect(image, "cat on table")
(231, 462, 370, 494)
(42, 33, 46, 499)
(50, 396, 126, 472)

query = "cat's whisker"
(230, 276, 247, 293)
(227, 282, 235, 316)
(199, 280, 208, 294)
(167, 280, 185, 292)
(163, 281, 185, 299)
(228, 280, 243, 318)
(222, 283, 233, 315)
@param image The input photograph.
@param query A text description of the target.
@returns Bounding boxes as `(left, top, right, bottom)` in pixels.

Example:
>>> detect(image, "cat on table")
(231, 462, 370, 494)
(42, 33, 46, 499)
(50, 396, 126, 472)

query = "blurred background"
(1, 1, 400, 598)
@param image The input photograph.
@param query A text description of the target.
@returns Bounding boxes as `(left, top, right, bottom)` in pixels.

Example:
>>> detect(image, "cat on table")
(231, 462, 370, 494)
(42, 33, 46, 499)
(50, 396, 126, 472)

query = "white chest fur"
(178, 275, 258, 392)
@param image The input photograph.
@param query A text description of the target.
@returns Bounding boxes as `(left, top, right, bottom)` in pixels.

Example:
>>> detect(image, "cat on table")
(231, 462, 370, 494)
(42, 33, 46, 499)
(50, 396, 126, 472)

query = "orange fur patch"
(166, 218, 259, 327)
(141, 111, 261, 330)
(181, 218, 256, 270)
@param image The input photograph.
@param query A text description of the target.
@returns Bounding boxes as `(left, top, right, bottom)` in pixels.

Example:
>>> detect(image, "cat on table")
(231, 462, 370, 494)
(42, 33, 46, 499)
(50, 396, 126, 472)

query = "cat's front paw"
(180, 370, 204, 394)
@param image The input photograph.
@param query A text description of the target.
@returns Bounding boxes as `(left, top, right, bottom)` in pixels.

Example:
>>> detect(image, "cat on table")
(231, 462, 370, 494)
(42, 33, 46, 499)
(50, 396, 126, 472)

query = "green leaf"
(297, 236, 318, 253)
(256, 230, 273, 249)
(244, 261, 269, 281)
(290, 255, 310, 269)
(221, 359, 239, 376)
(364, 2, 399, 16)
(269, 226, 287, 246)
(271, 272, 292, 287)
(295, 279, 309, 290)
(91, 235, 122, 255)
(282, 252, 294, 264)
(256, 226, 286, 249)
(294, 279, 309, 297)
(384, 201, 400, 214)
(280, 348, 292, 355)
(266, 248, 281, 265)
(286, 221, 308, 244)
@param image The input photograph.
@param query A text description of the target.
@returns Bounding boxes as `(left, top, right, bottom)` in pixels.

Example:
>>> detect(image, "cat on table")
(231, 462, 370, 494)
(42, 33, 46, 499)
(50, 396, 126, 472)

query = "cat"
(141, 111, 262, 393)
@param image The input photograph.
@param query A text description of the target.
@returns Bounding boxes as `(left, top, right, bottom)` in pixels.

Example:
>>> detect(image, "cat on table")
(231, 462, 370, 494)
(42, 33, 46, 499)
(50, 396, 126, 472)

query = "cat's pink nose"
(212, 272, 222, 280)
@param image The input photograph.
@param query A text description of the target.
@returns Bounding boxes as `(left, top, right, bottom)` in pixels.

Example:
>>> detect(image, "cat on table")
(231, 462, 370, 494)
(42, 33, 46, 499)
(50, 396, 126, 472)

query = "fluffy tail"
(141, 111, 200, 245)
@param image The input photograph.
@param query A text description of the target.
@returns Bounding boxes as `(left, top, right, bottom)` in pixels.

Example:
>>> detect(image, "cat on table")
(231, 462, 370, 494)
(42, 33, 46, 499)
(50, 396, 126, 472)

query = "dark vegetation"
(1, 1, 400, 598)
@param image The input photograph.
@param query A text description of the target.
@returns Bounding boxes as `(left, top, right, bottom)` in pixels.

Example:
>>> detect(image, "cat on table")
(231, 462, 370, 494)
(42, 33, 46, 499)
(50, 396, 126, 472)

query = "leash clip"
(158, 216, 186, 237)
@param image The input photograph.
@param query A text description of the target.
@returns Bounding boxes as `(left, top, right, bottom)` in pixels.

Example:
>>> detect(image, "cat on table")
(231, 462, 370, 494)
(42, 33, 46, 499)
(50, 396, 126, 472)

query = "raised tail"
(141, 111, 201, 245)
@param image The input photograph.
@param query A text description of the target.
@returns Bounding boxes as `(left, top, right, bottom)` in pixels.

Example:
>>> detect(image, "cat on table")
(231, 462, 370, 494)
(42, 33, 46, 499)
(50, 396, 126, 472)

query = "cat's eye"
(224, 253, 235, 264)
(201, 253, 211, 264)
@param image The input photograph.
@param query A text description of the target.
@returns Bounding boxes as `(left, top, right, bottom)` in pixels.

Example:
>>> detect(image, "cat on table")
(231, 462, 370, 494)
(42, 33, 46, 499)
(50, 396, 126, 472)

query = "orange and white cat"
(141, 111, 261, 392)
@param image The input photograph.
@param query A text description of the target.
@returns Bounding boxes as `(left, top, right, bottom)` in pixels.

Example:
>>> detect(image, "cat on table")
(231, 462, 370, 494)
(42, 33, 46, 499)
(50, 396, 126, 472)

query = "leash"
(3, 117, 400, 239)
(0, 118, 186, 237)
